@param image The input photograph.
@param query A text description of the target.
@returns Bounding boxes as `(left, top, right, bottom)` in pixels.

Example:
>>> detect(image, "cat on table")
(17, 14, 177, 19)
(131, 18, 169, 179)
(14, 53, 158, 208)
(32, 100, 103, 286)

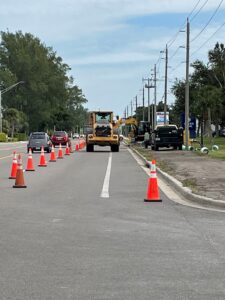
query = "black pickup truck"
(150, 125, 183, 151)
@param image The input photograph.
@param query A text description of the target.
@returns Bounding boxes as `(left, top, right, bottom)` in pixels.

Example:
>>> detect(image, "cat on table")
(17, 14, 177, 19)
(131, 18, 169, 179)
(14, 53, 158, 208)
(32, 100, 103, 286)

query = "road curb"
(130, 146, 225, 209)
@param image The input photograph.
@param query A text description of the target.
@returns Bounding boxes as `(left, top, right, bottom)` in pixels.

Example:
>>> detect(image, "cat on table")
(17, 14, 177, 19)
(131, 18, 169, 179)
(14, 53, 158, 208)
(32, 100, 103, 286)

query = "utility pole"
(147, 78, 150, 123)
(142, 86, 145, 121)
(153, 64, 157, 129)
(0, 91, 2, 133)
(164, 44, 168, 125)
(135, 95, 138, 114)
(185, 18, 190, 150)
(143, 78, 152, 123)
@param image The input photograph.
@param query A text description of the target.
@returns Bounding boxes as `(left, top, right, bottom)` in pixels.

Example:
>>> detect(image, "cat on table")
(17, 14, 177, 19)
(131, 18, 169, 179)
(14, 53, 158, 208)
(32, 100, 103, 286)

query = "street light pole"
(0, 81, 25, 133)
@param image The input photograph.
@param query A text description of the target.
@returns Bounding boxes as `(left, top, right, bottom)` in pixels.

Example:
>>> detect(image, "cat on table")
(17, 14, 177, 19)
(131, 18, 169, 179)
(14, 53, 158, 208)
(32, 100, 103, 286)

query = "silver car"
(27, 132, 52, 153)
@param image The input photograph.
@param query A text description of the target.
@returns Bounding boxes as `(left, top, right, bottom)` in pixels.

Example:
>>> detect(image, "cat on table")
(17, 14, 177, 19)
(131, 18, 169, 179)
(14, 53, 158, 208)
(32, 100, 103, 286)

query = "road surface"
(0, 142, 225, 299)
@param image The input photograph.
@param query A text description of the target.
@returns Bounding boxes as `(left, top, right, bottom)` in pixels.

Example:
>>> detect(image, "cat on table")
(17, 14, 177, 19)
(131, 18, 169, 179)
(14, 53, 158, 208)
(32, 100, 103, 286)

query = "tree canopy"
(171, 42, 225, 135)
(0, 31, 88, 134)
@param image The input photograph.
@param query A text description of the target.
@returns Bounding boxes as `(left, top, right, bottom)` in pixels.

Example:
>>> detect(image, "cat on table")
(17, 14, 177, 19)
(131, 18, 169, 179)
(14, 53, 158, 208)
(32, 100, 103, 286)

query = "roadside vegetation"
(0, 31, 88, 140)
(194, 136, 225, 159)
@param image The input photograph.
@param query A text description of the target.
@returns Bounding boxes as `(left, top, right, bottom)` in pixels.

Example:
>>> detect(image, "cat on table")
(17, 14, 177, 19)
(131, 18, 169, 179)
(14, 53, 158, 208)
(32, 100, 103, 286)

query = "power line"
(167, 0, 203, 48)
(171, 61, 185, 73)
(191, 0, 224, 43)
(169, 46, 183, 61)
(191, 20, 225, 57)
(190, 0, 209, 22)
(189, 0, 202, 19)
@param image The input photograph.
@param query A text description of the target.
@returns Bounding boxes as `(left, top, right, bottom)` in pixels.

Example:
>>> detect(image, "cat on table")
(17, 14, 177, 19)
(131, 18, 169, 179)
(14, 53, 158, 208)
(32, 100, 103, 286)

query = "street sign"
(156, 112, 169, 125)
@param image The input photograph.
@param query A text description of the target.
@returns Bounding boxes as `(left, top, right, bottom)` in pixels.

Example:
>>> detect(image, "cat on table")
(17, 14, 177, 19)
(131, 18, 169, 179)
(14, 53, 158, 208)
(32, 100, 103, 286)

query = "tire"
(111, 144, 119, 152)
(155, 144, 159, 151)
(86, 144, 94, 152)
(178, 145, 182, 150)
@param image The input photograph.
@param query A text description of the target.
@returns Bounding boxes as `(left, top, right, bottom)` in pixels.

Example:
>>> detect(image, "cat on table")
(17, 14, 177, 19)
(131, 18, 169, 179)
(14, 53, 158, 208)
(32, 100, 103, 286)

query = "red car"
(51, 131, 71, 146)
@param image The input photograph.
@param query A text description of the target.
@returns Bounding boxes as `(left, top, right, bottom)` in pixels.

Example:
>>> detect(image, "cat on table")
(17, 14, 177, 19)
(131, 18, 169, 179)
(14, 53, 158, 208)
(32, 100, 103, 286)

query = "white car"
(73, 133, 80, 139)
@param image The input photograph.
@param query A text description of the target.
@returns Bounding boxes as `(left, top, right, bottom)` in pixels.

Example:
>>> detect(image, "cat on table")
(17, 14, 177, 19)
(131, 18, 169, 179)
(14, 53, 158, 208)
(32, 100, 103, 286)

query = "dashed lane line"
(100, 152, 112, 198)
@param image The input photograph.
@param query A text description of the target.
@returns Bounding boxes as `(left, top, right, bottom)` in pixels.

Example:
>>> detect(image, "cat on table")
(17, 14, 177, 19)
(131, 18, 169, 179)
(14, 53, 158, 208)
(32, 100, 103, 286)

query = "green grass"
(181, 178, 198, 192)
(193, 137, 225, 159)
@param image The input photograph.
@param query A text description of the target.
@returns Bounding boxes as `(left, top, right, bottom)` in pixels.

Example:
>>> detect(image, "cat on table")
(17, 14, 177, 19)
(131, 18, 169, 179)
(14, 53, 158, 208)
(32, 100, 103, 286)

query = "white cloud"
(1, 0, 225, 115)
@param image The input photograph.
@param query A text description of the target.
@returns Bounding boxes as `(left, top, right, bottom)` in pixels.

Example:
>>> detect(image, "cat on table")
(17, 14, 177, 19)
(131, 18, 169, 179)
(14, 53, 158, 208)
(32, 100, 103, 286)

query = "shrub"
(14, 133, 28, 141)
(0, 133, 7, 142)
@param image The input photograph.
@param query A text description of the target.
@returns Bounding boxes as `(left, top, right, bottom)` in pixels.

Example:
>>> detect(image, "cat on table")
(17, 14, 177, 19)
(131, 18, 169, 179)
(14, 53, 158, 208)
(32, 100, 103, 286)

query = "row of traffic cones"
(9, 140, 158, 202)
(9, 141, 83, 188)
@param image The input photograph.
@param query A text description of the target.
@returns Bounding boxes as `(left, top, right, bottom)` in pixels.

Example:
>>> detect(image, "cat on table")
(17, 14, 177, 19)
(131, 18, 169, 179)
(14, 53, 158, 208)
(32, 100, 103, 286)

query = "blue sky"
(0, 0, 225, 117)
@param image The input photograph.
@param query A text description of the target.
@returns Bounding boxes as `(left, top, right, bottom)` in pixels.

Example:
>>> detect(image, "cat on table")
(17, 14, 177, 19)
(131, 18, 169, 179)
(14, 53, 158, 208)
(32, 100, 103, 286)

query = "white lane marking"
(101, 153, 112, 198)
(0, 145, 25, 151)
(0, 154, 13, 160)
(127, 148, 225, 213)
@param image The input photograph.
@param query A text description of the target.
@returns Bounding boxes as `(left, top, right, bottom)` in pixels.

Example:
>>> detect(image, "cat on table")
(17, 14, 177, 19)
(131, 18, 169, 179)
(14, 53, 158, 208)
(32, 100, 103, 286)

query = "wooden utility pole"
(164, 44, 168, 125)
(185, 19, 190, 149)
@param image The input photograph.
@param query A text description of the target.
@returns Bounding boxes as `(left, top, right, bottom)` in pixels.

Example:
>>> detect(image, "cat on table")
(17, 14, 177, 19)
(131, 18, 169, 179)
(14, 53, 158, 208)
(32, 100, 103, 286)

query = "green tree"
(0, 30, 88, 133)
(4, 108, 20, 138)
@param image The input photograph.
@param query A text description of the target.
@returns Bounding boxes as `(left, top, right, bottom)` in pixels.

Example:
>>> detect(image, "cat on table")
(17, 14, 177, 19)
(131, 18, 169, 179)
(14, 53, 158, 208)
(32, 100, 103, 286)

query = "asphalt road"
(0, 142, 225, 299)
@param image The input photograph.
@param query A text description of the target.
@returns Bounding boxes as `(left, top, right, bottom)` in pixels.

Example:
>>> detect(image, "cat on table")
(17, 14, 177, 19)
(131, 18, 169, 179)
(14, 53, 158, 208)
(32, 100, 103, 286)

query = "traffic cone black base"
(144, 199, 162, 202)
(13, 185, 27, 188)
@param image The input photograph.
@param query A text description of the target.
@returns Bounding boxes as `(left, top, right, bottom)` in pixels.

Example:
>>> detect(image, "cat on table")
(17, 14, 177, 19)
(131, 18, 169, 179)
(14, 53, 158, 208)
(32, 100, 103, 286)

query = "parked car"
(51, 131, 71, 146)
(73, 133, 80, 139)
(27, 132, 52, 153)
(79, 134, 85, 139)
(150, 125, 183, 151)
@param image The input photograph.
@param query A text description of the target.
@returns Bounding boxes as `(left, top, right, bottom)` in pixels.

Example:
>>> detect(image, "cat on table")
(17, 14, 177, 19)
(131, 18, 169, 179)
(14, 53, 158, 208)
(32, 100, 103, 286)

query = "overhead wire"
(169, 46, 184, 61)
(191, 20, 225, 57)
(167, 0, 203, 48)
(190, 0, 209, 22)
(191, 0, 224, 42)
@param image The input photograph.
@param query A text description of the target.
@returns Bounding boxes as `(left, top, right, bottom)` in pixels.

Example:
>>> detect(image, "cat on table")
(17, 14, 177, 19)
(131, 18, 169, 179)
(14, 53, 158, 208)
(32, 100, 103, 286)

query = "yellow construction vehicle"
(117, 117, 151, 141)
(85, 111, 120, 152)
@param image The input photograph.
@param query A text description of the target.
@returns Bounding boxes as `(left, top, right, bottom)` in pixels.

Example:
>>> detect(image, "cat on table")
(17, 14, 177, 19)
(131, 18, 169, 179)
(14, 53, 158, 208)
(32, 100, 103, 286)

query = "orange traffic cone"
(49, 145, 56, 162)
(9, 151, 17, 179)
(144, 160, 162, 202)
(57, 143, 63, 159)
(38, 146, 47, 167)
(26, 148, 35, 171)
(65, 142, 70, 156)
(75, 143, 79, 151)
(13, 154, 27, 188)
